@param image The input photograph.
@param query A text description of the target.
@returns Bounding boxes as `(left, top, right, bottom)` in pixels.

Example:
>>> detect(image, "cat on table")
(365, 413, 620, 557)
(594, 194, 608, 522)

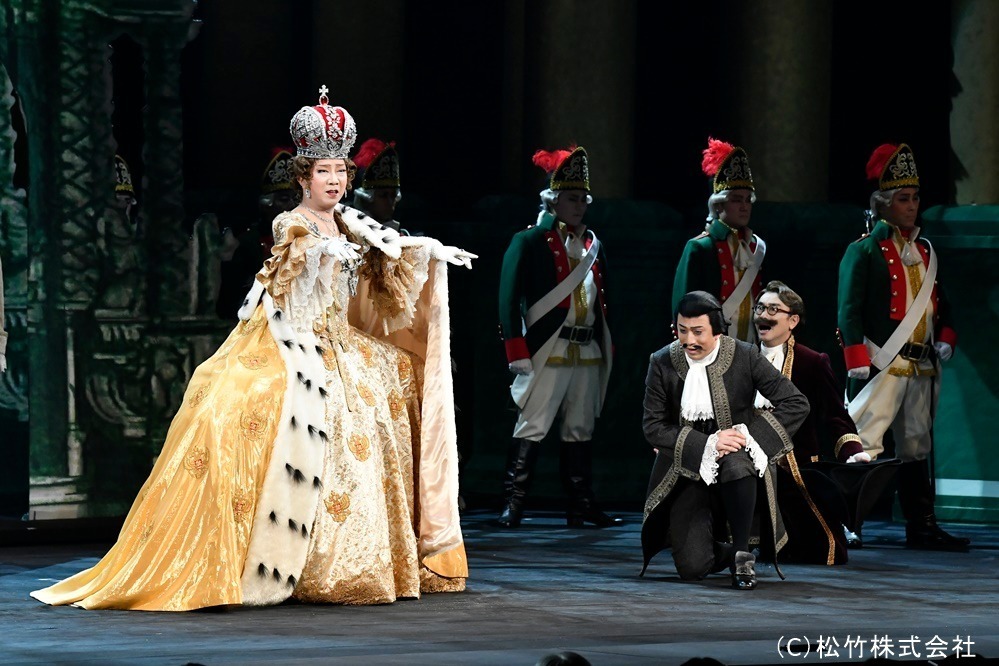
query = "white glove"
(508, 359, 532, 375)
(0, 354, 6, 373)
(320, 237, 362, 264)
(847, 366, 870, 380)
(846, 452, 872, 464)
(934, 341, 953, 362)
(432, 243, 477, 270)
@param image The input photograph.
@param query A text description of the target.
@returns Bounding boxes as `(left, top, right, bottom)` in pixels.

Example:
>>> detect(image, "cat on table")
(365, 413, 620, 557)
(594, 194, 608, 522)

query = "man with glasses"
(642, 291, 808, 589)
(754, 281, 872, 562)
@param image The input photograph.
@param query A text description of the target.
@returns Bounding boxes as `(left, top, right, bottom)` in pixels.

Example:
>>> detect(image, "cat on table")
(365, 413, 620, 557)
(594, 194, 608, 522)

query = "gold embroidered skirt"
(31, 307, 463, 611)
(31, 314, 286, 610)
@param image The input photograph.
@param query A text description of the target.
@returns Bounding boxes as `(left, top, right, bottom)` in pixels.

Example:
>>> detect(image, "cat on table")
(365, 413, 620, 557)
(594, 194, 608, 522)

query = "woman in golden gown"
(31, 87, 472, 611)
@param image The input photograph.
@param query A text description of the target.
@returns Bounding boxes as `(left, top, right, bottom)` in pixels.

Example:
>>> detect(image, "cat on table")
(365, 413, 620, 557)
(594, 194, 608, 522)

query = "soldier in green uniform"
(217, 148, 297, 320)
(838, 143, 969, 551)
(672, 138, 765, 343)
(351, 138, 407, 234)
(496, 146, 619, 528)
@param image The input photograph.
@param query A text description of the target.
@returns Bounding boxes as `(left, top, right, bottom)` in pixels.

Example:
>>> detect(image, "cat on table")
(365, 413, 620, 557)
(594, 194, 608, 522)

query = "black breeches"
(669, 450, 758, 579)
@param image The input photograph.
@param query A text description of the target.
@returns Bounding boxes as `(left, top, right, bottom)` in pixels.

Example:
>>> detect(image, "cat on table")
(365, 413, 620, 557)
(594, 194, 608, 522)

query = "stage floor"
(1, 511, 996, 665)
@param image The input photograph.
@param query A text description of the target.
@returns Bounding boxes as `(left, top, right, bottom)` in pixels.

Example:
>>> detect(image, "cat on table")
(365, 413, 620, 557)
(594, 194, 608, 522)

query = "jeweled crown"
(289, 85, 357, 160)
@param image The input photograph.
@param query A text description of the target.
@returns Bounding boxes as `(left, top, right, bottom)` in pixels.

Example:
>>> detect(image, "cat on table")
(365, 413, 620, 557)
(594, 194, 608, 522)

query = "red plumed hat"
(532, 145, 589, 191)
(354, 138, 392, 169)
(701, 137, 753, 193)
(352, 138, 400, 189)
(532, 148, 573, 174)
(701, 137, 736, 177)
(866, 143, 919, 191)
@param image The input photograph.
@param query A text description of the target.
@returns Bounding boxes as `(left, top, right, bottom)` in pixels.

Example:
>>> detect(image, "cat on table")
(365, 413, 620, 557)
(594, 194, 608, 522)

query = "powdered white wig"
(539, 188, 593, 210)
(706, 189, 757, 222)
(869, 188, 899, 219)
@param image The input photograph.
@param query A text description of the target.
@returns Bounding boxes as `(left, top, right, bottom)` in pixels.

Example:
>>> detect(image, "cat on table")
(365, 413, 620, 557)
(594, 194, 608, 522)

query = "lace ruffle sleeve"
(357, 241, 431, 334)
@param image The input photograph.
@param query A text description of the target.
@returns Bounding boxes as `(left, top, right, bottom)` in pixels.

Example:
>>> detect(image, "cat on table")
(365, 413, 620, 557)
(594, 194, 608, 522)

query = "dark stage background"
(1, 0, 996, 524)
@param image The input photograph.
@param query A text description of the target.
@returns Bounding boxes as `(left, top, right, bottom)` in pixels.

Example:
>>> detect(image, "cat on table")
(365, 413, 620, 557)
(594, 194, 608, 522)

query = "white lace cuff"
(288, 242, 336, 327)
(380, 243, 431, 335)
(699, 435, 721, 486)
(733, 423, 768, 478)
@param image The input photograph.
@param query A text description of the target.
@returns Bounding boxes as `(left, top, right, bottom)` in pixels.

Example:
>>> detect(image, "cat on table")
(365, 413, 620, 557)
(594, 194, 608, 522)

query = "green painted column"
(733, 0, 832, 202)
(951, 0, 999, 205)
(528, 0, 636, 198)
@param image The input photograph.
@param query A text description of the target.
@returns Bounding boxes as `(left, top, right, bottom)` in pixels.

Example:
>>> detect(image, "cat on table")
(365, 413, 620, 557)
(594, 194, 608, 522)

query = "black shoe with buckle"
(731, 550, 757, 590)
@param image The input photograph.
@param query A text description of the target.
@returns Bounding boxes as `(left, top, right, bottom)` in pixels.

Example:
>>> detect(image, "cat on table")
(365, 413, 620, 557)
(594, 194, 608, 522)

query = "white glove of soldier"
(934, 341, 953, 362)
(320, 237, 362, 264)
(847, 366, 870, 380)
(846, 452, 872, 464)
(508, 359, 532, 375)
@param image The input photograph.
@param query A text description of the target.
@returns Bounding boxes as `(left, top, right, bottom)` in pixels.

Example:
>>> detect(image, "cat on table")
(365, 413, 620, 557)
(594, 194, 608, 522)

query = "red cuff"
(938, 327, 957, 349)
(504, 337, 530, 363)
(837, 440, 865, 462)
(843, 344, 870, 370)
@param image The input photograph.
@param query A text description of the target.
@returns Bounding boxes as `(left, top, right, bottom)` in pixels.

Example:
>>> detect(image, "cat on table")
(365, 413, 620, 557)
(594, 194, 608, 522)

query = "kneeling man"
(641, 291, 809, 589)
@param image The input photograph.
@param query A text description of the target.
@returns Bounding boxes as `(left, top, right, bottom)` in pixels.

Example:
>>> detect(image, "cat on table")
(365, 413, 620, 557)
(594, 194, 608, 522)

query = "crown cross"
(318, 85, 329, 105)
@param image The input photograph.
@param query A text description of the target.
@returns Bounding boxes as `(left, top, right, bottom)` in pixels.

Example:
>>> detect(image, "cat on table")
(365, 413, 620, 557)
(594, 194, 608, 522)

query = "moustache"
(680, 343, 702, 351)
(755, 317, 777, 327)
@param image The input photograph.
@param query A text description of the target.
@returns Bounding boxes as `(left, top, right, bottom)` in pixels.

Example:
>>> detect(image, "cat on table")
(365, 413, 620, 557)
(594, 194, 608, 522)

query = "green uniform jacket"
(836, 219, 957, 382)
(671, 218, 764, 314)
(498, 212, 608, 363)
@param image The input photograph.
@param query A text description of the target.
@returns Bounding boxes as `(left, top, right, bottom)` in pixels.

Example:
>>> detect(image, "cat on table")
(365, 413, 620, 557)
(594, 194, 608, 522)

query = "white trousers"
(849, 371, 935, 462)
(513, 363, 601, 442)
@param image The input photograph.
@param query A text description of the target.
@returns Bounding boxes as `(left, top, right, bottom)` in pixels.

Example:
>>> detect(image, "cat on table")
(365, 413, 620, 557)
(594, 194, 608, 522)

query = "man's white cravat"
(680, 343, 721, 422)
(898, 226, 923, 267)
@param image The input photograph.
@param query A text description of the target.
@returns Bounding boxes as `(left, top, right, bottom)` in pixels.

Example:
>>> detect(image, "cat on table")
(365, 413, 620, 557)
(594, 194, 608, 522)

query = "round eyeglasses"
(753, 303, 792, 316)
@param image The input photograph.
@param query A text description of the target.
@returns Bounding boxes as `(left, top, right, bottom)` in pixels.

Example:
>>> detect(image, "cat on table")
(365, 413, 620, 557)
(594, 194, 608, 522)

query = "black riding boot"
(560, 441, 623, 527)
(496, 438, 541, 527)
(897, 459, 970, 551)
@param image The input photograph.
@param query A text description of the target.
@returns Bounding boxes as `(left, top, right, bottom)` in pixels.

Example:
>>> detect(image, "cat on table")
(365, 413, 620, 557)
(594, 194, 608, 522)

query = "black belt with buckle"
(559, 326, 595, 344)
(899, 342, 936, 364)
